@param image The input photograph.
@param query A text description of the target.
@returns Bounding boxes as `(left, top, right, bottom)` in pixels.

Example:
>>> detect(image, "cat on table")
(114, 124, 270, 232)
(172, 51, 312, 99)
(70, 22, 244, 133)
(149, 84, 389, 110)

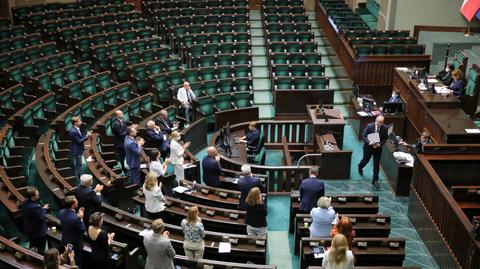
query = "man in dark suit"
(386, 88, 401, 103)
(238, 164, 264, 210)
(59, 196, 85, 266)
(202, 146, 221, 187)
(125, 126, 144, 185)
(155, 109, 177, 135)
(22, 186, 48, 254)
(112, 110, 129, 175)
(146, 120, 170, 158)
(436, 63, 454, 86)
(239, 121, 260, 152)
(75, 174, 103, 226)
(299, 166, 325, 213)
(68, 116, 92, 179)
(358, 115, 388, 189)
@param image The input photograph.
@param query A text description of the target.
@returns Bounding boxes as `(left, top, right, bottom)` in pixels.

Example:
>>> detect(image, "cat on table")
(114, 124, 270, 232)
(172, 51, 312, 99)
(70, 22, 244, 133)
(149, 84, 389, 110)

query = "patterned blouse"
(181, 219, 205, 243)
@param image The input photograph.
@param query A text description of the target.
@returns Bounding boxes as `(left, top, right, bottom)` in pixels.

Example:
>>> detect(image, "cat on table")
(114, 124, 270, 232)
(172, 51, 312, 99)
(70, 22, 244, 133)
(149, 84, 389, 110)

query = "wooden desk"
(307, 105, 345, 149)
(314, 134, 352, 179)
(380, 141, 413, 196)
(350, 96, 406, 140)
(394, 69, 480, 144)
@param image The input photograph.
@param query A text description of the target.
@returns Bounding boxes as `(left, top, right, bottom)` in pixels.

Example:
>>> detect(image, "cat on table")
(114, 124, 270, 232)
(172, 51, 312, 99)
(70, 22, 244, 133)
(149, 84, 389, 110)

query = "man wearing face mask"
(386, 89, 401, 103)
(436, 63, 454, 86)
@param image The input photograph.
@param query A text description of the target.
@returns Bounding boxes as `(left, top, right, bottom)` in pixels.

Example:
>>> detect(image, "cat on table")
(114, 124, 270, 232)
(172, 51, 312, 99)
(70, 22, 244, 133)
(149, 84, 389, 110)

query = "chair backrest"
(465, 64, 479, 96)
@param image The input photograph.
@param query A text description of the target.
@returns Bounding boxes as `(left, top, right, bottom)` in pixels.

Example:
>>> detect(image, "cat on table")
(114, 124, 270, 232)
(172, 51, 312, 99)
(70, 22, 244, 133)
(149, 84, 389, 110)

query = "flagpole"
(464, 22, 473, 36)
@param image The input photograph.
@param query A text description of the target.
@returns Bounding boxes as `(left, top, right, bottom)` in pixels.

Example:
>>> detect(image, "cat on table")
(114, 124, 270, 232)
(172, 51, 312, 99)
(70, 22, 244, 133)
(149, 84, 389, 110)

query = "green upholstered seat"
(312, 77, 328, 89)
(234, 65, 251, 78)
(168, 71, 184, 86)
(204, 80, 220, 95)
(214, 93, 232, 111)
(196, 96, 215, 123)
(273, 65, 290, 77)
(275, 78, 293, 89)
(235, 78, 252, 92)
(184, 69, 200, 83)
(200, 67, 217, 81)
(219, 79, 234, 93)
(294, 78, 309, 89)
(216, 66, 231, 79)
(232, 91, 252, 108)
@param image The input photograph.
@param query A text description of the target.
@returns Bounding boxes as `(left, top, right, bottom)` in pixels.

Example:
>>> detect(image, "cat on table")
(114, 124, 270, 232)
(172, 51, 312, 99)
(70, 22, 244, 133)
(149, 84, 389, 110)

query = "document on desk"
(396, 67, 409, 71)
(173, 186, 190, 194)
(139, 229, 152, 237)
(357, 111, 369, 116)
(465, 129, 480, 133)
(218, 242, 231, 253)
(427, 78, 439, 84)
(367, 133, 380, 144)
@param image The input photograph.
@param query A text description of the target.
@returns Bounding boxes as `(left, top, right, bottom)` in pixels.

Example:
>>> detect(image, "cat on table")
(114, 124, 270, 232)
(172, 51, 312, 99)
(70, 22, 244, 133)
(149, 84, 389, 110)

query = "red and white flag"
(460, 0, 480, 22)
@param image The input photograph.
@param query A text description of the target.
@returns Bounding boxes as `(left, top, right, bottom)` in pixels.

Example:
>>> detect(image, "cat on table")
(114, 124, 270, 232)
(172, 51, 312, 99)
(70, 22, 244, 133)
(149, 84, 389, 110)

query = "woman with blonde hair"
(143, 172, 167, 219)
(331, 216, 356, 249)
(245, 187, 267, 236)
(322, 233, 354, 269)
(309, 196, 336, 237)
(169, 131, 190, 184)
(181, 206, 205, 259)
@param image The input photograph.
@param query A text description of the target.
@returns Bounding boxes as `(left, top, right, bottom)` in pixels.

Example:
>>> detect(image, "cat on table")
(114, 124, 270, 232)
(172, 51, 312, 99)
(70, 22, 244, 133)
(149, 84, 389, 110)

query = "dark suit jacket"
(155, 117, 174, 135)
(59, 208, 86, 252)
(202, 155, 221, 187)
(69, 127, 87, 156)
(299, 177, 325, 212)
(112, 118, 127, 149)
(238, 176, 264, 210)
(246, 129, 260, 147)
(146, 129, 168, 152)
(22, 199, 47, 239)
(386, 95, 401, 103)
(362, 122, 388, 148)
(75, 185, 101, 225)
(448, 79, 466, 96)
(125, 136, 141, 168)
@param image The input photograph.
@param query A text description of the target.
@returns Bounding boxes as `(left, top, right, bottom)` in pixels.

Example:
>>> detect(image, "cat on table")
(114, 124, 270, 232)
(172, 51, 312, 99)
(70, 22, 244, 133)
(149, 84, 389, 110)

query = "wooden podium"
(307, 105, 346, 149)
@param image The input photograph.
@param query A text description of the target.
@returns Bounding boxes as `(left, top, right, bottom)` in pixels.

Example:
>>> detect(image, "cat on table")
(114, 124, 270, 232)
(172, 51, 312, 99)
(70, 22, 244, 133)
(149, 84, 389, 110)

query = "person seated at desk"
(436, 63, 454, 86)
(440, 69, 465, 96)
(155, 109, 177, 135)
(239, 121, 259, 152)
(400, 131, 432, 153)
(386, 88, 401, 103)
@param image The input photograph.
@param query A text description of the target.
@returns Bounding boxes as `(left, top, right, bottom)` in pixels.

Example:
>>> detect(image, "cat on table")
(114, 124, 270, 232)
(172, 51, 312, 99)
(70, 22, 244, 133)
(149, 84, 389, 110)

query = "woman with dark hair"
(148, 149, 170, 177)
(87, 212, 115, 269)
(44, 247, 76, 269)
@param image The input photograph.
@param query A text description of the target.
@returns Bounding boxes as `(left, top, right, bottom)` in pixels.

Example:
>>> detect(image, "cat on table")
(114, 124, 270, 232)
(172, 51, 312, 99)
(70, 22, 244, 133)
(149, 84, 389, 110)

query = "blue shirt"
(309, 207, 336, 238)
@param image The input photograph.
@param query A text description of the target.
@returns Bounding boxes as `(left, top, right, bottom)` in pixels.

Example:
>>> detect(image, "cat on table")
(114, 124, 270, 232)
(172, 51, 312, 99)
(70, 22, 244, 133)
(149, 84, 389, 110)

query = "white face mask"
(176, 136, 181, 141)
(445, 67, 450, 72)
(391, 93, 397, 98)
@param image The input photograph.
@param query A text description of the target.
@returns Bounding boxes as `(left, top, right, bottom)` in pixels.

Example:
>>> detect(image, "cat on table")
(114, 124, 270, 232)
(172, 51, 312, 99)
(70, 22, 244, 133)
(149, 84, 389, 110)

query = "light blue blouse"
(309, 207, 336, 237)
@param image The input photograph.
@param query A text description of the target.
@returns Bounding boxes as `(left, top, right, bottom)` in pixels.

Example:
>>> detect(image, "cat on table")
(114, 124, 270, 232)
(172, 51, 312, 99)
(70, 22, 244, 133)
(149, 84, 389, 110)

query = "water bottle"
(192, 181, 197, 192)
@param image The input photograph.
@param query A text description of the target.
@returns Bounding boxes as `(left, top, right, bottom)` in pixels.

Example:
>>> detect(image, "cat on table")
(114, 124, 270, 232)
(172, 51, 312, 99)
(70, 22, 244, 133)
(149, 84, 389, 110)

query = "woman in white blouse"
(169, 131, 190, 184)
(148, 149, 169, 177)
(322, 234, 354, 269)
(142, 172, 167, 219)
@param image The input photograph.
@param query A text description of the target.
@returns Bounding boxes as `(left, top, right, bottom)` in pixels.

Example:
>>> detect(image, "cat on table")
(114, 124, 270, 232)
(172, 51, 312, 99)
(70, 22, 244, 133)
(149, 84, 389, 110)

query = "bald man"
(358, 115, 388, 189)
(202, 146, 221, 187)
(146, 120, 169, 157)
(177, 81, 196, 125)
(112, 110, 128, 174)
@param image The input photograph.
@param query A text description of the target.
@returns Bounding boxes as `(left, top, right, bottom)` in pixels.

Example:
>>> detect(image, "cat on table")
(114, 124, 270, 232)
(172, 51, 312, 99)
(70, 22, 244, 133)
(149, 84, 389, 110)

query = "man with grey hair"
(155, 109, 177, 135)
(75, 174, 103, 226)
(299, 166, 325, 213)
(238, 164, 264, 210)
(146, 120, 169, 158)
(177, 81, 196, 125)
(143, 218, 175, 269)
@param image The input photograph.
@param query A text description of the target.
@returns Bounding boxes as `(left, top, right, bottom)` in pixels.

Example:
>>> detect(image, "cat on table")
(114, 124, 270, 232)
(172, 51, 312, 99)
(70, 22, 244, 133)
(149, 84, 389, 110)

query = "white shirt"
(149, 160, 165, 177)
(322, 249, 354, 269)
(177, 87, 196, 104)
(169, 139, 184, 165)
(143, 185, 165, 213)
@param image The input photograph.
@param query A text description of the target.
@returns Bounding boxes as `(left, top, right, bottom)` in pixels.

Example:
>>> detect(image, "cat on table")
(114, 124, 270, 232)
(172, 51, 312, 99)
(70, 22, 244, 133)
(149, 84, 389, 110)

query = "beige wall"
(387, 0, 480, 31)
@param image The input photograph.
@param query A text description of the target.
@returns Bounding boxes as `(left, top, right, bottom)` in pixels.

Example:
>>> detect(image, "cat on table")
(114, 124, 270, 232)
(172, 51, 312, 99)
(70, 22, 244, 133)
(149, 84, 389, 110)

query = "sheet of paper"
(357, 111, 368, 116)
(367, 133, 380, 144)
(139, 229, 151, 237)
(86, 156, 94, 162)
(218, 242, 231, 253)
(427, 79, 438, 83)
(314, 253, 325, 259)
(140, 164, 147, 169)
(465, 129, 480, 133)
(396, 67, 409, 71)
(173, 186, 189, 194)
(183, 163, 197, 169)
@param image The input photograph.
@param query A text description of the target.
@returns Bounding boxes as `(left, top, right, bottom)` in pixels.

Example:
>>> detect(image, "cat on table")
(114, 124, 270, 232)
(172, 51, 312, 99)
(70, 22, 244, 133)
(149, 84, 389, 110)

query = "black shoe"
(358, 164, 363, 176)
(372, 180, 380, 189)
(127, 207, 136, 214)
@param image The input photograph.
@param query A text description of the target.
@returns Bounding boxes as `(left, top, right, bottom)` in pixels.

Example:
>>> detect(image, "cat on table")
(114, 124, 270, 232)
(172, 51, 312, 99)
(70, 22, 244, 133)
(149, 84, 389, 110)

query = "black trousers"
(115, 147, 127, 175)
(29, 236, 46, 254)
(358, 144, 382, 181)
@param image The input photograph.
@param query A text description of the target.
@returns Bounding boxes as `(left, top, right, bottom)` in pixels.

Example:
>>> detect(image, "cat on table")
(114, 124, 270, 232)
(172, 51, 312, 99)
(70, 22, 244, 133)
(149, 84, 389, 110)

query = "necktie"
(375, 125, 378, 133)
(187, 90, 192, 103)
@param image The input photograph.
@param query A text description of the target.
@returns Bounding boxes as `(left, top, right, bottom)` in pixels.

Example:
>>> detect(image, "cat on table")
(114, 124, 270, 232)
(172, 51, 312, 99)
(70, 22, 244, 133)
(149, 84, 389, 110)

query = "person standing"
(58, 196, 86, 267)
(169, 131, 190, 184)
(143, 218, 176, 269)
(111, 110, 130, 175)
(299, 166, 325, 213)
(146, 120, 169, 158)
(68, 116, 93, 179)
(87, 212, 115, 269)
(245, 187, 267, 236)
(22, 186, 48, 254)
(309, 197, 336, 238)
(331, 216, 356, 250)
(124, 126, 144, 185)
(237, 164, 264, 210)
(177, 81, 196, 125)
(148, 149, 170, 178)
(358, 115, 388, 189)
(202, 146, 221, 187)
(43, 247, 76, 269)
(321, 234, 354, 269)
(143, 172, 167, 220)
(75, 174, 103, 226)
(181, 206, 205, 259)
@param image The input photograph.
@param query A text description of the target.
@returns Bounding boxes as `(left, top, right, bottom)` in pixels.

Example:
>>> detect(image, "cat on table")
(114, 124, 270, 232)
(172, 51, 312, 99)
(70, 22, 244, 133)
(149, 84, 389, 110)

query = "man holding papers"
(358, 115, 388, 189)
